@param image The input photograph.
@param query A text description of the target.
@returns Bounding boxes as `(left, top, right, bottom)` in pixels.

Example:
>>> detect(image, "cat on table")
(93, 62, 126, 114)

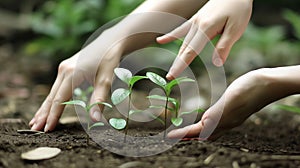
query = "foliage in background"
(24, 0, 143, 61)
(24, 0, 300, 77)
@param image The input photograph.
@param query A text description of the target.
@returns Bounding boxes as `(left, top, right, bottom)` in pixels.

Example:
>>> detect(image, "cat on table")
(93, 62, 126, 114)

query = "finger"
(167, 122, 203, 139)
(212, 32, 236, 67)
(156, 20, 192, 44)
(30, 74, 64, 130)
(89, 75, 113, 122)
(44, 76, 73, 132)
(166, 28, 209, 80)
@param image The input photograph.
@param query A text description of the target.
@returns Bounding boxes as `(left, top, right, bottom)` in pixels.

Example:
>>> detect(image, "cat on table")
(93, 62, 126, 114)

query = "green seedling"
(146, 72, 195, 137)
(62, 99, 112, 144)
(148, 95, 205, 127)
(111, 68, 148, 142)
(274, 104, 300, 114)
(73, 86, 94, 102)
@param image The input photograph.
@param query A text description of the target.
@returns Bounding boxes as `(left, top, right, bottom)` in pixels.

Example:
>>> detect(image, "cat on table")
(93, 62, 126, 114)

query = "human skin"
(157, 0, 253, 80)
(168, 65, 300, 140)
(29, 0, 208, 132)
(30, 0, 256, 137)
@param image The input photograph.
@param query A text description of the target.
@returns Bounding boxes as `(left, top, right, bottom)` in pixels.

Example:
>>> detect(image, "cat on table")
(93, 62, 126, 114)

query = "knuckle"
(198, 18, 213, 31)
(58, 60, 75, 74)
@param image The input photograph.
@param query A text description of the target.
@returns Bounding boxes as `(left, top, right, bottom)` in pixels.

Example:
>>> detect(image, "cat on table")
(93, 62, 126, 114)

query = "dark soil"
(1, 110, 300, 168)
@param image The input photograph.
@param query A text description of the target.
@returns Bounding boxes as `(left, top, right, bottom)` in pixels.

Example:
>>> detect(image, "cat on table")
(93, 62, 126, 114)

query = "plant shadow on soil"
(1, 110, 300, 168)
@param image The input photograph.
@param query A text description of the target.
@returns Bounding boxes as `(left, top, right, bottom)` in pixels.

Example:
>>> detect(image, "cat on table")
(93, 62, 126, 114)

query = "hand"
(168, 66, 300, 140)
(157, 0, 253, 80)
(29, 31, 123, 132)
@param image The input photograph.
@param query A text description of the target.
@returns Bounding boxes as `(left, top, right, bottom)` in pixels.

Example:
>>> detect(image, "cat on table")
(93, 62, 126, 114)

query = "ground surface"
(1, 110, 300, 168)
(1, 46, 300, 168)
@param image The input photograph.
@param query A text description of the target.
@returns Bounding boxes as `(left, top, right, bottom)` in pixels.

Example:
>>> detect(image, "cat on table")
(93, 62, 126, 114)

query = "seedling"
(62, 99, 112, 144)
(111, 68, 148, 142)
(146, 72, 196, 137)
(148, 95, 205, 127)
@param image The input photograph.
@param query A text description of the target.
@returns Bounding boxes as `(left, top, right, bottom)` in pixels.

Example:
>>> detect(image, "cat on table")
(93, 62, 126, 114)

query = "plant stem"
(164, 95, 169, 139)
(124, 93, 131, 142)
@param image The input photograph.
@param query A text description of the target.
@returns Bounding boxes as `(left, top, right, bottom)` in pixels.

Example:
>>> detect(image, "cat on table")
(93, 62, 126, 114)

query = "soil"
(1, 108, 300, 168)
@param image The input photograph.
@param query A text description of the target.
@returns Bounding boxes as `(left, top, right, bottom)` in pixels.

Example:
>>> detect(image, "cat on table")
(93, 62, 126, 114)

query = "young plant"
(111, 68, 148, 142)
(148, 95, 204, 127)
(62, 99, 112, 144)
(146, 72, 195, 137)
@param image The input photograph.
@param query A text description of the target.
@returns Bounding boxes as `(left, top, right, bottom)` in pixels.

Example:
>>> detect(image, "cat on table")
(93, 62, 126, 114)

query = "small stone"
(21, 147, 61, 160)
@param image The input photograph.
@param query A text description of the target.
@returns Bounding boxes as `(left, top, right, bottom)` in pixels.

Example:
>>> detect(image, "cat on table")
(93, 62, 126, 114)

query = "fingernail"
(213, 57, 223, 67)
(166, 73, 174, 80)
(31, 123, 37, 130)
(29, 118, 35, 126)
(93, 111, 101, 121)
(199, 118, 215, 140)
(44, 124, 49, 132)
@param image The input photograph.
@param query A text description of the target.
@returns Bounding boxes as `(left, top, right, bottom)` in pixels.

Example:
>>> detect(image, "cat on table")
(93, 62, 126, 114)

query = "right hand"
(157, 0, 253, 80)
(29, 31, 124, 132)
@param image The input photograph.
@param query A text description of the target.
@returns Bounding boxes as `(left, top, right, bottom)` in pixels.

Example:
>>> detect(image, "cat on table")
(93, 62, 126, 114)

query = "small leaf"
(171, 117, 183, 127)
(275, 104, 300, 114)
(62, 100, 86, 109)
(109, 118, 126, 130)
(129, 110, 143, 116)
(129, 76, 148, 87)
(180, 108, 205, 116)
(149, 105, 174, 111)
(144, 112, 165, 125)
(147, 95, 179, 108)
(147, 95, 168, 101)
(165, 77, 195, 95)
(146, 72, 167, 88)
(89, 122, 104, 129)
(87, 102, 112, 111)
(114, 68, 132, 84)
(111, 88, 130, 105)
(86, 86, 94, 94)
(73, 88, 83, 97)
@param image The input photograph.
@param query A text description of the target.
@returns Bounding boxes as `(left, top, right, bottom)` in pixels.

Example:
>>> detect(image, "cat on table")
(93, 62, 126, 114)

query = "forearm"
(105, 0, 208, 55)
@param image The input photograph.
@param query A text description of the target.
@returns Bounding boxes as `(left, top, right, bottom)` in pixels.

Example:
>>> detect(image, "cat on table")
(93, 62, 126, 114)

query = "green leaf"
(129, 110, 143, 116)
(147, 95, 168, 101)
(109, 118, 126, 130)
(144, 112, 165, 125)
(129, 76, 148, 87)
(283, 9, 300, 39)
(165, 77, 195, 95)
(87, 102, 112, 111)
(274, 104, 300, 114)
(89, 122, 104, 129)
(149, 105, 174, 112)
(114, 68, 132, 84)
(62, 100, 86, 109)
(73, 88, 83, 97)
(146, 72, 167, 88)
(171, 117, 183, 127)
(111, 88, 130, 105)
(179, 108, 205, 116)
(147, 95, 179, 109)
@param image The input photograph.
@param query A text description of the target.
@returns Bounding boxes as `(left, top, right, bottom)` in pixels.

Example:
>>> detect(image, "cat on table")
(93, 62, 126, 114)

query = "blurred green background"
(0, 0, 300, 82)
